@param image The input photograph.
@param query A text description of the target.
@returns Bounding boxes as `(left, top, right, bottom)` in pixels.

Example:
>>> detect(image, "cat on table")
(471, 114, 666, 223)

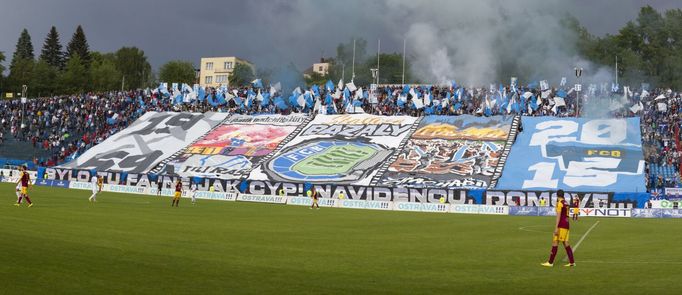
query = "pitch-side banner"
(496, 117, 645, 192)
(60, 112, 227, 173)
(380, 115, 514, 189)
(155, 114, 308, 179)
(248, 114, 417, 186)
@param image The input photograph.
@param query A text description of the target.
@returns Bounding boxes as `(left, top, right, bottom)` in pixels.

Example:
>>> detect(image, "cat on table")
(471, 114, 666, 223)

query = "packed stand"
(1, 80, 681, 192)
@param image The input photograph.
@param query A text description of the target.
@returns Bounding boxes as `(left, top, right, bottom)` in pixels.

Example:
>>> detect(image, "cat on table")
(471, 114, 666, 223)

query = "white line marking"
(580, 260, 682, 265)
(563, 220, 599, 262)
(518, 225, 551, 234)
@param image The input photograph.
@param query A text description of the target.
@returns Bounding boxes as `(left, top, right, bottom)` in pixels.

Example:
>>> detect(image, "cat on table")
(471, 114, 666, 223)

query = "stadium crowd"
(1, 81, 681, 192)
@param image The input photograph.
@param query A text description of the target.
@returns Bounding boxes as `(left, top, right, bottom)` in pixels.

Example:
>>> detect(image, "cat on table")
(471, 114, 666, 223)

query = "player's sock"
(565, 246, 575, 264)
(17, 196, 23, 204)
(24, 196, 32, 204)
(548, 246, 558, 264)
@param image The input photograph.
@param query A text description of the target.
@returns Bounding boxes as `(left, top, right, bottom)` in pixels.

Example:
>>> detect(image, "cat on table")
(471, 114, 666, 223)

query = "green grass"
(1, 183, 681, 294)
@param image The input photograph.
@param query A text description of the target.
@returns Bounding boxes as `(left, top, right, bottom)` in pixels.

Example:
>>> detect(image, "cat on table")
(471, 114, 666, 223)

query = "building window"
(205, 76, 213, 84)
(318, 66, 324, 72)
(205, 62, 213, 70)
(216, 75, 228, 83)
(224, 62, 233, 70)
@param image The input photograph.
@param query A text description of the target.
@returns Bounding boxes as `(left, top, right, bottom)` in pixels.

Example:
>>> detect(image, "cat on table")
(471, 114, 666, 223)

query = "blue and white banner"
(661, 209, 682, 218)
(35, 179, 70, 188)
(497, 117, 645, 192)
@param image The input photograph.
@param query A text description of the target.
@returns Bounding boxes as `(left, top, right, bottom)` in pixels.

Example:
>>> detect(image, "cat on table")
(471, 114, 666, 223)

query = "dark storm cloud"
(0, 0, 680, 75)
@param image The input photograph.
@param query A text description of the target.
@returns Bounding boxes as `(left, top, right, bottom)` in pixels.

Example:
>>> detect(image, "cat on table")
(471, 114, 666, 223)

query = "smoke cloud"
(381, 0, 613, 86)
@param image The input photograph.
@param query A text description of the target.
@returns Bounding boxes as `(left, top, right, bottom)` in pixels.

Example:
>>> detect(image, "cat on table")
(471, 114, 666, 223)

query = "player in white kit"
(15, 181, 22, 203)
(190, 183, 197, 204)
(89, 176, 102, 202)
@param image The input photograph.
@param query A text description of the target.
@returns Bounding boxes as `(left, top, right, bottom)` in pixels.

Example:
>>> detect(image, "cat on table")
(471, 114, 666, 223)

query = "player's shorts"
(572, 208, 579, 214)
(20, 187, 28, 195)
(312, 198, 318, 204)
(553, 228, 570, 242)
(174, 192, 181, 199)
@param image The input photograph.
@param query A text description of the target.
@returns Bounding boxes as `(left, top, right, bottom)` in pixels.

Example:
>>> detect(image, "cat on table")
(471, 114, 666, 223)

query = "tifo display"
(52, 112, 647, 196)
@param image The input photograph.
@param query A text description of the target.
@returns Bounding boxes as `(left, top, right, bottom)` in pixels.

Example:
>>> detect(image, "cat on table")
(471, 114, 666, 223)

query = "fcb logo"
(265, 138, 392, 183)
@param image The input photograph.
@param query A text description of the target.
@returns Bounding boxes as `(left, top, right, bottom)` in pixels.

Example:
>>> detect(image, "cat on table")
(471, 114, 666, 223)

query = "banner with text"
(248, 114, 417, 186)
(496, 117, 645, 192)
(60, 112, 227, 173)
(155, 114, 308, 179)
(380, 115, 513, 189)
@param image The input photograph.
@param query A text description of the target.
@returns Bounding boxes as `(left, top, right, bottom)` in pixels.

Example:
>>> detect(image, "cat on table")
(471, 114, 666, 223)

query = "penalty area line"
(564, 220, 599, 262)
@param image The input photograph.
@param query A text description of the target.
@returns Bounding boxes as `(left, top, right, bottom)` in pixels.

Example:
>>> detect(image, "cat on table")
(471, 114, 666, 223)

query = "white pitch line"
(580, 260, 682, 265)
(563, 220, 600, 262)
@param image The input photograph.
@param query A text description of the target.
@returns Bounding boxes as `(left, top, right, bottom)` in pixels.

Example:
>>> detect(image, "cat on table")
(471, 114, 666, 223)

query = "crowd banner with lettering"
(249, 114, 417, 186)
(496, 117, 646, 192)
(154, 114, 309, 179)
(60, 112, 228, 173)
(380, 115, 515, 189)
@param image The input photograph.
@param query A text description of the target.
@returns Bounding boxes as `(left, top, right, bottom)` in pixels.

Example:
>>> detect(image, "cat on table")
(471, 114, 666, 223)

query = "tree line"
(573, 6, 682, 89)
(0, 25, 153, 97)
(3, 6, 682, 97)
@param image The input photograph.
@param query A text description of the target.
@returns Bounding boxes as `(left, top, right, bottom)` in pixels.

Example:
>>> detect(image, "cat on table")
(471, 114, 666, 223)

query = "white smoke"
(382, 0, 614, 86)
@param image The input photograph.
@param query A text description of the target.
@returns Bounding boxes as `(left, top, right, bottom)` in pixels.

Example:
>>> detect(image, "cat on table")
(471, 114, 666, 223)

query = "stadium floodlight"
(574, 67, 583, 117)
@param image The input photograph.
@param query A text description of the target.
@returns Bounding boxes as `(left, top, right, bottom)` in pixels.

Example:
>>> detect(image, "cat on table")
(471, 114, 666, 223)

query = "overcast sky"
(1, 0, 681, 73)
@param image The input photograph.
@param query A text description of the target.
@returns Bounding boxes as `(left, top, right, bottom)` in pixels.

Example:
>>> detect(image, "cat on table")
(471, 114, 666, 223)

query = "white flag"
(413, 97, 424, 109)
(630, 102, 644, 113)
(346, 82, 357, 92)
(354, 87, 363, 100)
(658, 102, 667, 112)
(554, 96, 566, 107)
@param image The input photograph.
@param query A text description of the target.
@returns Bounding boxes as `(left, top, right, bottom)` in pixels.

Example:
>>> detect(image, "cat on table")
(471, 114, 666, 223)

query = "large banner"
(60, 112, 227, 173)
(379, 115, 514, 189)
(496, 117, 646, 192)
(248, 114, 417, 186)
(154, 114, 308, 179)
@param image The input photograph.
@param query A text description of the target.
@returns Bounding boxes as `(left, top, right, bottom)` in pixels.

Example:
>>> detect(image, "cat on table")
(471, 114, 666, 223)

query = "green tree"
(370, 53, 412, 84)
(158, 60, 196, 84)
(31, 60, 58, 96)
(66, 25, 91, 68)
(7, 29, 35, 94)
(329, 38, 369, 84)
(90, 52, 122, 92)
(40, 26, 64, 69)
(304, 72, 327, 87)
(114, 47, 151, 89)
(13, 29, 34, 61)
(228, 63, 255, 86)
(59, 55, 89, 94)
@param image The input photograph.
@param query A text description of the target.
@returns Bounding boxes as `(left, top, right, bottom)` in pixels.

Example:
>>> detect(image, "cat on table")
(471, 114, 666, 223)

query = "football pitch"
(1, 183, 681, 294)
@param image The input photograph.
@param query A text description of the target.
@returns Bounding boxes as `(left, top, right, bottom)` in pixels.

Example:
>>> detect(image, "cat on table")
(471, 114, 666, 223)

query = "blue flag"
(274, 96, 289, 110)
(325, 80, 335, 91)
(261, 93, 271, 107)
(197, 87, 206, 102)
(252, 79, 263, 88)
(207, 93, 218, 107)
(216, 92, 227, 105)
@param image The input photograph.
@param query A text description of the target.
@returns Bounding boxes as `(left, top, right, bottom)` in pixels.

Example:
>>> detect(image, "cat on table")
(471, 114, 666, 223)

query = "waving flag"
(274, 96, 288, 110)
(251, 79, 263, 88)
(325, 80, 335, 91)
